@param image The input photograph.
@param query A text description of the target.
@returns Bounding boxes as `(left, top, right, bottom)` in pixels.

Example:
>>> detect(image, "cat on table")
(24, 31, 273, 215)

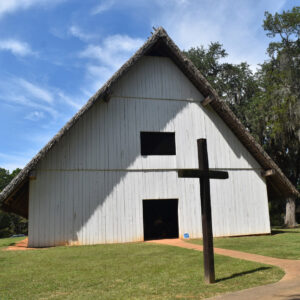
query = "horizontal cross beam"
(178, 169, 229, 179)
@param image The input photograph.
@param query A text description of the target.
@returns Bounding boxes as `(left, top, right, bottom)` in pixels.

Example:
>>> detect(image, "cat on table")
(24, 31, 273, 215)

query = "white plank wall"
(28, 56, 271, 247)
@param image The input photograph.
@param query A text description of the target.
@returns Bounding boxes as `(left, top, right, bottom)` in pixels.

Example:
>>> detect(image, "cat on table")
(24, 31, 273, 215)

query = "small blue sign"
(183, 233, 190, 239)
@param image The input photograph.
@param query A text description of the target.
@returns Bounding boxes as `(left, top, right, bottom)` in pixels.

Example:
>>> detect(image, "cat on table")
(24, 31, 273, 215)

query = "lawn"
(0, 237, 25, 249)
(188, 228, 300, 260)
(0, 239, 283, 300)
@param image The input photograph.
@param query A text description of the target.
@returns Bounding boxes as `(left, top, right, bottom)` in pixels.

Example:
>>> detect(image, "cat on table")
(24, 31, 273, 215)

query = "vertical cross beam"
(198, 139, 215, 284)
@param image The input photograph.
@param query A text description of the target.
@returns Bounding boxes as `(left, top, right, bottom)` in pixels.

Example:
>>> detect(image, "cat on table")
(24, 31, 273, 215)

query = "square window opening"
(140, 132, 176, 156)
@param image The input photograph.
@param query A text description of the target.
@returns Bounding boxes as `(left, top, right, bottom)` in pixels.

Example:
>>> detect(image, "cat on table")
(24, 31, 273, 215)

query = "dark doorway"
(143, 199, 179, 240)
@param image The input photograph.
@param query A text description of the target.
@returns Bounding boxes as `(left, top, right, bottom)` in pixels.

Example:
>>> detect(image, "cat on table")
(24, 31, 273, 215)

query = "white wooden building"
(1, 28, 299, 247)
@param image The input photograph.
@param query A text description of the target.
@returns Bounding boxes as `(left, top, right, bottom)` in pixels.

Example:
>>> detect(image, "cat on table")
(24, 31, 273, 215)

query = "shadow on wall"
(34, 95, 191, 246)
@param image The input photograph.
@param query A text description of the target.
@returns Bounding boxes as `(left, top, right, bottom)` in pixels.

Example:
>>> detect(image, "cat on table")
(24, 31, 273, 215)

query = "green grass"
(188, 228, 300, 260)
(0, 237, 25, 249)
(0, 241, 283, 300)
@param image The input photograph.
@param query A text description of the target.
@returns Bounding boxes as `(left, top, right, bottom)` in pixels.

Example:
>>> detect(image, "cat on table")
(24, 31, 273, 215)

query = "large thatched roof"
(1, 27, 299, 218)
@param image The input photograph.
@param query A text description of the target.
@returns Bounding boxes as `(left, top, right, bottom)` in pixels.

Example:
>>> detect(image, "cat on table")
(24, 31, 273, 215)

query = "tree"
(0, 168, 28, 237)
(259, 8, 300, 227)
(183, 43, 258, 125)
(0, 168, 11, 191)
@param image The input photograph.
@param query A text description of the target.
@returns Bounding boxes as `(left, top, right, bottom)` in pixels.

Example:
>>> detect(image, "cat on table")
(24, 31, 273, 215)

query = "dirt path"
(4, 238, 35, 251)
(149, 239, 300, 300)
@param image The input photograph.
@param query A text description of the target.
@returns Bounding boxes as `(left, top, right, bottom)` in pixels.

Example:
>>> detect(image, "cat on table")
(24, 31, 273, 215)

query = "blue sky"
(0, 0, 298, 171)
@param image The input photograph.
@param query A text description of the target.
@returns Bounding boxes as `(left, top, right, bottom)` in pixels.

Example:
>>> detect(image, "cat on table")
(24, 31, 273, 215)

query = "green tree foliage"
(256, 8, 300, 227)
(183, 43, 259, 127)
(0, 168, 28, 237)
(0, 168, 11, 191)
(258, 7, 300, 188)
(184, 7, 300, 226)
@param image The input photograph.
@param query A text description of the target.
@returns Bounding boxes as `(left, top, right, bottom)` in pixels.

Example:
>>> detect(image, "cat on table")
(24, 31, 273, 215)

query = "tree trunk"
(284, 197, 297, 227)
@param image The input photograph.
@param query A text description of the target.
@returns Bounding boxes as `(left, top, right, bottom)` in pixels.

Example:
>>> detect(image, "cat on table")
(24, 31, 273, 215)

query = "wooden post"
(197, 138, 215, 284)
(29, 170, 37, 180)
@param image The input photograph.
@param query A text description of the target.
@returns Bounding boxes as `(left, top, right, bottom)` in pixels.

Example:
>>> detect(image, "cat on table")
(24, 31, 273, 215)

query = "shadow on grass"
(216, 267, 271, 282)
(271, 230, 286, 235)
(271, 230, 300, 235)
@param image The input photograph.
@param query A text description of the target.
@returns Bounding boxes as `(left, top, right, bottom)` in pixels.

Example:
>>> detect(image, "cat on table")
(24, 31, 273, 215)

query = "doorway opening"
(143, 199, 179, 240)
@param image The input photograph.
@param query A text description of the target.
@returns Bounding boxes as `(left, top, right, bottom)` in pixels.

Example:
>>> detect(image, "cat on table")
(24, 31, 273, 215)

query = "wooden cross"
(178, 138, 229, 284)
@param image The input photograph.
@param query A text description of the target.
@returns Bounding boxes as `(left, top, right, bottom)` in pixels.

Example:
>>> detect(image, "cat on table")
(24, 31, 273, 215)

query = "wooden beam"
(201, 96, 213, 107)
(29, 170, 37, 180)
(261, 169, 275, 177)
(102, 89, 112, 102)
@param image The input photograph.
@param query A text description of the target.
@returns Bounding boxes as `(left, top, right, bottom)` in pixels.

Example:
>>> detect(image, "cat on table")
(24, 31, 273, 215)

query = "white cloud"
(86, 65, 114, 92)
(18, 79, 53, 103)
(8, 94, 58, 119)
(0, 39, 34, 56)
(0, 75, 85, 119)
(69, 25, 97, 42)
(25, 111, 45, 121)
(0, 0, 67, 18)
(79, 34, 143, 92)
(79, 35, 143, 69)
(79, 34, 144, 93)
(0, 77, 59, 120)
(57, 91, 83, 110)
(79, 44, 101, 59)
(151, 0, 287, 67)
(104, 35, 144, 52)
(91, 0, 114, 15)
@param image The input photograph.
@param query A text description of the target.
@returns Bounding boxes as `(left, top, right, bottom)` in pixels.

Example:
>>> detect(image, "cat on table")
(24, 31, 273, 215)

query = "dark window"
(140, 132, 176, 155)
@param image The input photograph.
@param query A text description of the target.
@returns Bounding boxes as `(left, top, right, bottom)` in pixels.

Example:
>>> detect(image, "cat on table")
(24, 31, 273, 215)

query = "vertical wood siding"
(28, 56, 270, 247)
